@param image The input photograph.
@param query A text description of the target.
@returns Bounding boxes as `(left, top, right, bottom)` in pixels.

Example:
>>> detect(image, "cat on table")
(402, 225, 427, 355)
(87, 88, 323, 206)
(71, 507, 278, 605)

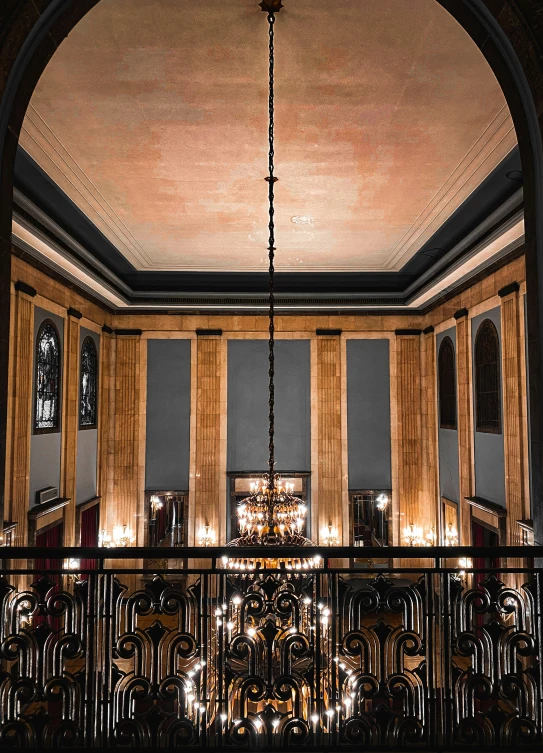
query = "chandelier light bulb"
(376, 492, 389, 511)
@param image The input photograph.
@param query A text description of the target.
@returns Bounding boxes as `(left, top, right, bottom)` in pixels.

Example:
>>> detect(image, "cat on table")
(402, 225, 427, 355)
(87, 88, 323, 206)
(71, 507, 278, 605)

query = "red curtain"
(34, 522, 63, 629)
(35, 522, 63, 576)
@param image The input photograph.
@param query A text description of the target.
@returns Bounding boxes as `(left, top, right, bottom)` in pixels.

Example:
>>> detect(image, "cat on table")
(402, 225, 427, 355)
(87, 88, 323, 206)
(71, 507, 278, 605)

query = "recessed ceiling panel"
(21, 0, 515, 272)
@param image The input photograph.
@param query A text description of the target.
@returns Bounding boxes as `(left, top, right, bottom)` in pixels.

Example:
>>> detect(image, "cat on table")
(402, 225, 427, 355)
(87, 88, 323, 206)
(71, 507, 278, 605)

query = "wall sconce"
(444, 524, 459, 547)
(375, 493, 389, 512)
(456, 557, 473, 579)
(425, 527, 437, 545)
(199, 524, 216, 547)
(403, 523, 430, 546)
(322, 524, 339, 546)
(403, 523, 424, 546)
(150, 495, 163, 515)
(63, 558, 81, 583)
(99, 525, 135, 548)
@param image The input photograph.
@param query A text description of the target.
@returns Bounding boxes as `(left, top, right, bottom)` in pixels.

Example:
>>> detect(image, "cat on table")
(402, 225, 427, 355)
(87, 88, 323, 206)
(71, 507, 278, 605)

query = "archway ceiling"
(19, 0, 515, 274)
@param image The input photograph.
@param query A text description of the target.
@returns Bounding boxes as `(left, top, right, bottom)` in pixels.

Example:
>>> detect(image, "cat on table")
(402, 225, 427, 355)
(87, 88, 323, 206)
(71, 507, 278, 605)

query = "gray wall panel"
(347, 339, 391, 489)
(227, 340, 310, 472)
(29, 307, 64, 506)
(76, 429, 98, 503)
(76, 327, 99, 503)
(436, 327, 460, 503)
(472, 307, 506, 507)
(145, 339, 191, 490)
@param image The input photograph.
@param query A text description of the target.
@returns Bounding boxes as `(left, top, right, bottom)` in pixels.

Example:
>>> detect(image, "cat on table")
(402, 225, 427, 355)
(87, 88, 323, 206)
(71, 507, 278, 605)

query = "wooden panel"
(112, 335, 142, 541)
(422, 331, 438, 534)
(455, 314, 473, 543)
(61, 314, 80, 545)
(8, 291, 34, 544)
(195, 337, 222, 543)
(396, 334, 424, 535)
(316, 336, 342, 542)
(501, 292, 525, 546)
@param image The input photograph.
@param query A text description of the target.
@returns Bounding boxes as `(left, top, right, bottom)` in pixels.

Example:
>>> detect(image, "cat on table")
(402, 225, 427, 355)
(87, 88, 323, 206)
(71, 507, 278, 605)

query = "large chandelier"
(228, 0, 312, 551)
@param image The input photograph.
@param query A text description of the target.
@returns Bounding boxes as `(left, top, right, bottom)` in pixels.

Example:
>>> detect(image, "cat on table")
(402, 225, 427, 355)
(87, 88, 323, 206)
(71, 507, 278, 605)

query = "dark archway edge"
(0, 0, 542, 539)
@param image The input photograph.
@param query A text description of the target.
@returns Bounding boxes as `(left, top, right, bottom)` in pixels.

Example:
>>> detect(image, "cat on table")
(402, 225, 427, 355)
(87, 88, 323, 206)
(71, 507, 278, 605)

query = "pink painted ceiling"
(21, 0, 515, 272)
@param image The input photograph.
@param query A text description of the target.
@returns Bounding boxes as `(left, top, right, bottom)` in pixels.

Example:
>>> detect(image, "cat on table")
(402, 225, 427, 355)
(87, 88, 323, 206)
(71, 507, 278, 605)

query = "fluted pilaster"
(316, 336, 343, 543)
(396, 333, 425, 536)
(7, 289, 34, 544)
(112, 334, 142, 541)
(194, 336, 223, 544)
(455, 313, 473, 543)
(61, 312, 80, 545)
(501, 290, 526, 545)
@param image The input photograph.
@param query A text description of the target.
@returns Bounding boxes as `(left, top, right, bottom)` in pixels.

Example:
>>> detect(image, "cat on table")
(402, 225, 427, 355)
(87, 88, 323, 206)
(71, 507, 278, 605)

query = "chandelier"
(228, 0, 312, 551)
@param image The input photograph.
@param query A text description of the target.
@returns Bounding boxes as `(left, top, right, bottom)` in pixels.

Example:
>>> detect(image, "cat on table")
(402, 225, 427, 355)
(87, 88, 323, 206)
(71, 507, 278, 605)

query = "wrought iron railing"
(0, 546, 541, 750)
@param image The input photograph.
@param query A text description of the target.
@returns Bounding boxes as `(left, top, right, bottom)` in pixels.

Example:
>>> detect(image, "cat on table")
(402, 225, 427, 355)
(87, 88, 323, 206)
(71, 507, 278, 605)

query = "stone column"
(421, 326, 438, 536)
(395, 330, 427, 539)
(499, 283, 526, 545)
(455, 309, 473, 544)
(6, 282, 35, 544)
(112, 331, 143, 542)
(194, 335, 223, 546)
(61, 308, 81, 546)
(315, 334, 343, 544)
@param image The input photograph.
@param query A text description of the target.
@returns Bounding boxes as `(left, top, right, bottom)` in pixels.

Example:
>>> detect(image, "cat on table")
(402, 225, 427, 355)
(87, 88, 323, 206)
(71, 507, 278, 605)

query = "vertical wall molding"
(395, 334, 425, 538)
(455, 313, 473, 543)
(7, 289, 34, 544)
(61, 313, 80, 545)
(501, 291, 526, 545)
(316, 336, 343, 543)
(194, 337, 223, 544)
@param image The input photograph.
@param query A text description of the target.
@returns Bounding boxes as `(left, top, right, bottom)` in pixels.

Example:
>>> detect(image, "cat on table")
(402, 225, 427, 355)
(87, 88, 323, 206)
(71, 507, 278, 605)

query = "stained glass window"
(35, 320, 61, 431)
(80, 336, 98, 428)
(438, 336, 457, 429)
(475, 319, 501, 433)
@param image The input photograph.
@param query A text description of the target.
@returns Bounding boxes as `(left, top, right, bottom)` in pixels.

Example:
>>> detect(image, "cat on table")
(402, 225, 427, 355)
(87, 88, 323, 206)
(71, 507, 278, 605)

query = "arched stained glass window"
(475, 318, 501, 433)
(438, 336, 456, 429)
(34, 320, 61, 432)
(80, 336, 98, 428)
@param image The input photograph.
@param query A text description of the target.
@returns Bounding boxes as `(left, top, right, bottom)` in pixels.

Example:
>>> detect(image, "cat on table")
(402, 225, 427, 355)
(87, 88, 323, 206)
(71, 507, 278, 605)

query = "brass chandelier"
(229, 0, 312, 550)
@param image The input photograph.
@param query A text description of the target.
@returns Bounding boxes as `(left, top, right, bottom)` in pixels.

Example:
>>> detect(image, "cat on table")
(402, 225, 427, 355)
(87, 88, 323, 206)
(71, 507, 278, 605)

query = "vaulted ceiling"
(19, 0, 515, 278)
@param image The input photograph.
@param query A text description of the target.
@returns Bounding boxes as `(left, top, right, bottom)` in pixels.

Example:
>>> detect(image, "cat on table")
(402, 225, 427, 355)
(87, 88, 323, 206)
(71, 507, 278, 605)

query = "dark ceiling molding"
(14, 280, 36, 297)
(423, 325, 435, 334)
(12, 144, 522, 299)
(316, 329, 342, 335)
(395, 329, 422, 336)
(67, 307, 82, 319)
(454, 308, 469, 320)
(11, 243, 116, 315)
(196, 329, 223, 336)
(498, 281, 520, 297)
(115, 329, 142, 336)
(101, 324, 113, 334)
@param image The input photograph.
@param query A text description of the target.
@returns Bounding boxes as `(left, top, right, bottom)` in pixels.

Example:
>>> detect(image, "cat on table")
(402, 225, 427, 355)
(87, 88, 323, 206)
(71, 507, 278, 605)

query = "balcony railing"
(0, 546, 541, 750)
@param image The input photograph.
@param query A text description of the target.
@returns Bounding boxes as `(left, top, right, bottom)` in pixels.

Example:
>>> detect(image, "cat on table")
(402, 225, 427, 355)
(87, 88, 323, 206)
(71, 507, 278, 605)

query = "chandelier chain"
(267, 11, 276, 491)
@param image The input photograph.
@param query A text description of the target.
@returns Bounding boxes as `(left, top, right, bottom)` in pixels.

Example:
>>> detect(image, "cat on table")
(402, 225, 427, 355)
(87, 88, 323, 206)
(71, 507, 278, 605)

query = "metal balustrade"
(0, 546, 541, 750)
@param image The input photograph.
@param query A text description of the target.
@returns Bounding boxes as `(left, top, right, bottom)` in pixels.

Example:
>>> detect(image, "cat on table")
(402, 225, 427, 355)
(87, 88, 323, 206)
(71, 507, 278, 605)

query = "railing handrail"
(1, 544, 542, 559)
